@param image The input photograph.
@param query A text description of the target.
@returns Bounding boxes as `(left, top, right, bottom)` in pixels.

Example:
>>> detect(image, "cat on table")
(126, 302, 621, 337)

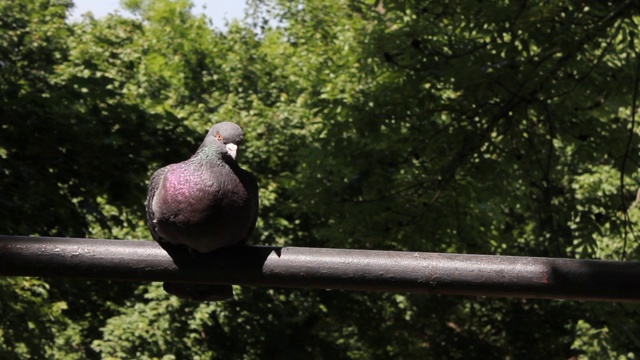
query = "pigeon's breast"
(156, 165, 221, 223)
(151, 161, 253, 252)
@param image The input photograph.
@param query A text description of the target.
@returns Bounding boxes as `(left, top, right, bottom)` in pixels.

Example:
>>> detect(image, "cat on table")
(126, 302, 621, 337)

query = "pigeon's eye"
(215, 133, 223, 141)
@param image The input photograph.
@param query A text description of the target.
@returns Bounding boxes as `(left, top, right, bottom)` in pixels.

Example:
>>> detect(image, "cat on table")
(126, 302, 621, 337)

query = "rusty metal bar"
(1, 235, 639, 302)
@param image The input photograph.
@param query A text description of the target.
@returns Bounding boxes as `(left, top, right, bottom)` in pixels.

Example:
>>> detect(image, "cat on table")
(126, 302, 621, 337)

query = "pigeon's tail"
(151, 242, 234, 301)
(163, 283, 234, 301)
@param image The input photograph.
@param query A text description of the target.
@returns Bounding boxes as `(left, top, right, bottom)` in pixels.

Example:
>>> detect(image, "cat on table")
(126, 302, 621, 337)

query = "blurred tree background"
(2, 0, 640, 358)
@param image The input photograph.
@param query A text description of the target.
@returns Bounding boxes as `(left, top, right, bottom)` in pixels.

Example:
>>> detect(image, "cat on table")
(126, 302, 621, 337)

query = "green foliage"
(2, 0, 640, 358)
(0, 277, 67, 359)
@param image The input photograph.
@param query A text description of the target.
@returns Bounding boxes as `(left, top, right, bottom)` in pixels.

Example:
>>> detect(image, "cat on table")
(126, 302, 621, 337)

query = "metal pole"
(1, 235, 640, 302)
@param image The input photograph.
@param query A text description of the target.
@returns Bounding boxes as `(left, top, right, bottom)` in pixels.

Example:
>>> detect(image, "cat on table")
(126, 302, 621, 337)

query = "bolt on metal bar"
(1, 235, 640, 302)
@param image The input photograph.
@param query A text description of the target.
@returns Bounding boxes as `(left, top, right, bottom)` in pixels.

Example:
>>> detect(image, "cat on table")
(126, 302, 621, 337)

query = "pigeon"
(146, 121, 259, 301)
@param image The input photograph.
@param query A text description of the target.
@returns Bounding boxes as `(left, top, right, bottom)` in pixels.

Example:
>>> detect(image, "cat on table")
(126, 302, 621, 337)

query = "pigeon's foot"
(163, 283, 234, 301)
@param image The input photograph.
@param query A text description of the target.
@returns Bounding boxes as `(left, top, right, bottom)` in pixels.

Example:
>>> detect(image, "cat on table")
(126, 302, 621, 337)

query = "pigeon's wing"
(240, 168, 259, 242)
(146, 164, 171, 242)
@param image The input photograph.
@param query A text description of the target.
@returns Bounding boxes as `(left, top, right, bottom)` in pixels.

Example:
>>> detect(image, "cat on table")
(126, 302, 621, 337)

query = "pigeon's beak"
(225, 143, 238, 159)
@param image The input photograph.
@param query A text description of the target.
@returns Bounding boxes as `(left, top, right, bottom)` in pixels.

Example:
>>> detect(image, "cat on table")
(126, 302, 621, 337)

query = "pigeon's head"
(204, 121, 245, 160)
